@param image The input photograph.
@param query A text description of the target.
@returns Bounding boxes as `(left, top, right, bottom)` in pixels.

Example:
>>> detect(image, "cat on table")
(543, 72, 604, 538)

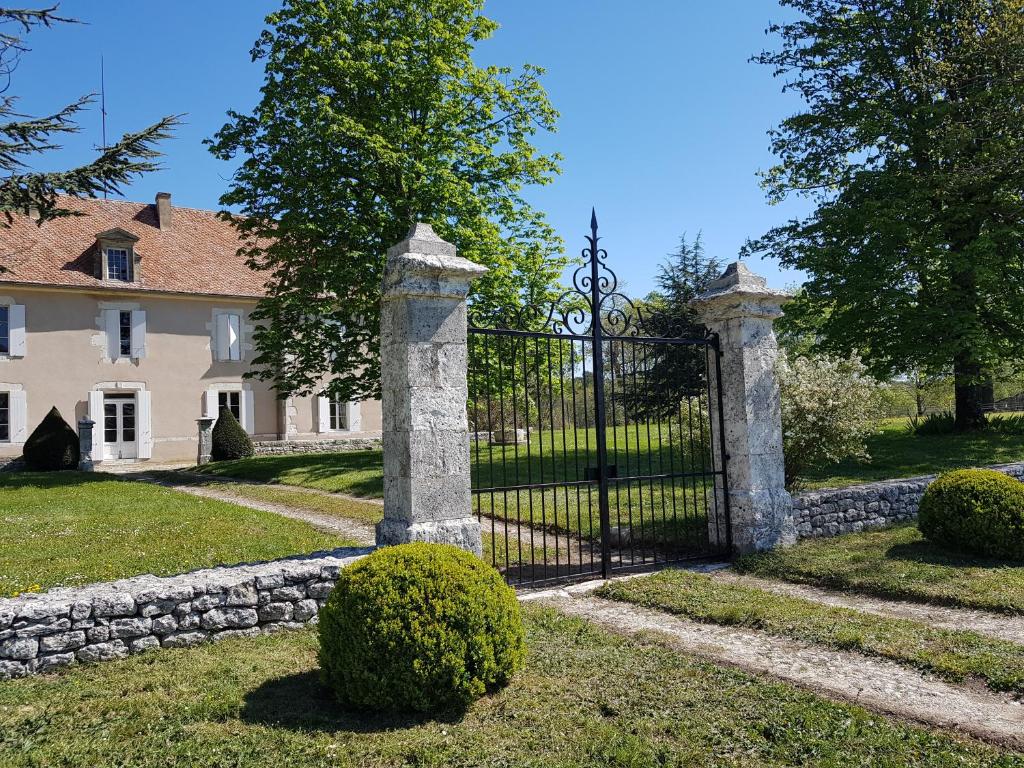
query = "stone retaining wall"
(253, 438, 382, 456)
(792, 462, 1024, 538)
(0, 547, 371, 680)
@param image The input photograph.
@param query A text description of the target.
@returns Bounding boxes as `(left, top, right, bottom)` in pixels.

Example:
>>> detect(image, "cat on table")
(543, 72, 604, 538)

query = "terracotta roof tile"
(0, 196, 266, 298)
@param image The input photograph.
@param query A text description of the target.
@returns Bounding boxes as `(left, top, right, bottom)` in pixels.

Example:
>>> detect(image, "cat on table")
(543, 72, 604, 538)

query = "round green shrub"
(22, 406, 79, 471)
(318, 542, 525, 712)
(918, 468, 1024, 560)
(210, 407, 254, 461)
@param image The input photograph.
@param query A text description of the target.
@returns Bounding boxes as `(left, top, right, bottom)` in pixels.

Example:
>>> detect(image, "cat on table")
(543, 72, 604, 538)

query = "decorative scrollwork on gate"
(468, 210, 703, 340)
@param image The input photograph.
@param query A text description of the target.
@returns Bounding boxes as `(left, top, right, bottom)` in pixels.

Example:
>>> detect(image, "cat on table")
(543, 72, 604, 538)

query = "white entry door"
(102, 393, 137, 460)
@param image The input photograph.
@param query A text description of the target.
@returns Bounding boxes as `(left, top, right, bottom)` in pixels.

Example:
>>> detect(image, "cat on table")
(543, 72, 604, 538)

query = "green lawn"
(197, 425, 722, 551)
(737, 524, 1024, 615)
(155, 472, 385, 527)
(801, 418, 1024, 489)
(197, 450, 385, 497)
(599, 569, 1024, 695)
(1, 606, 1019, 767)
(0, 472, 355, 597)
(154, 472, 559, 576)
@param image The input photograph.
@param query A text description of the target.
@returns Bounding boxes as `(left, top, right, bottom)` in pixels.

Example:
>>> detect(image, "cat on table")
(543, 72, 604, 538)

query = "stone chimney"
(155, 192, 172, 231)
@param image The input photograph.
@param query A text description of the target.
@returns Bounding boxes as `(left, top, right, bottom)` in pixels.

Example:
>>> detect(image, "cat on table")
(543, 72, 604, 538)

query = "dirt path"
(542, 588, 1024, 749)
(133, 473, 377, 543)
(709, 571, 1024, 645)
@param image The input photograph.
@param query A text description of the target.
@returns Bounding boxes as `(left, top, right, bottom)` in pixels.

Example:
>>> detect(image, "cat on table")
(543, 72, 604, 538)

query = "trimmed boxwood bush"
(918, 468, 1024, 560)
(210, 407, 254, 461)
(318, 542, 525, 712)
(22, 406, 79, 471)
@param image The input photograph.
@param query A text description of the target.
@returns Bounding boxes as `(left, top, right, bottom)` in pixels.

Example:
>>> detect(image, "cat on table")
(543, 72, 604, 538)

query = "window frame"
(118, 310, 132, 358)
(328, 398, 348, 431)
(106, 248, 132, 282)
(218, 390, 242, 422)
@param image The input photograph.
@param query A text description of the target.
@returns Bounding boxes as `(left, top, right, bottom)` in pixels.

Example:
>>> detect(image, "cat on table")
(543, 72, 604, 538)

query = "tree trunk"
(953, 353, 987, 431)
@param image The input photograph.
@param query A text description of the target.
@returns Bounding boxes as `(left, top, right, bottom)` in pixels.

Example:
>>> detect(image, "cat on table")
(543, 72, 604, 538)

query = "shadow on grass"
(201, 451, 385, 498)
(0, 470, 127, 490)
(240, 670, 468, 734)
(885, 539, 1021, 570)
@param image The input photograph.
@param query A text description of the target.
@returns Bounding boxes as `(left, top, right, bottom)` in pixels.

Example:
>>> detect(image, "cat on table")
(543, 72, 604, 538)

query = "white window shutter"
(346, 401, 362, 432)
(88, 390, 104, 460)
(137, 390, 153, 459)
(240, 389, 255, 435)
(317, 395, 330, 432)
(228, 314, 241, 361)
(9, 390, 27, 443)
(131, 310, 146, 359)
(215, 313, 229, 361)
(105, 310, 120, 360)
(8, 304, 25, 357)
(203, 388, 218, 419)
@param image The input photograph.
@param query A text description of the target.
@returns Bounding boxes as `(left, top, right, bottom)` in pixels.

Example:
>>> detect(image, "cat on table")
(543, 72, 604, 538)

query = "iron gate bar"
(467, 211, 731, 586)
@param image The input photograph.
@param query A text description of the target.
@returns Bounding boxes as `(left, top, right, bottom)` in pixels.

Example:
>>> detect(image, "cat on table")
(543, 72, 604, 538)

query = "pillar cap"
(384, 221, 488, 298)
(691, 261, 792, 322)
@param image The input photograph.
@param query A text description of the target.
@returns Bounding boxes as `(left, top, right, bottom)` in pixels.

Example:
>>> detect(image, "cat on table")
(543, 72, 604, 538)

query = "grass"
(196, 450, 385, 497)
(598, 569, 1024, 695)
(152, 472, 562, 577)
(1, 606, 1020, 767)
(0, 472, 355, 597)
(801, 417, 1024, 489)
(154, 472, 385, 527)
(196, 425, 722, 550)
(737, 523, 1024, 615)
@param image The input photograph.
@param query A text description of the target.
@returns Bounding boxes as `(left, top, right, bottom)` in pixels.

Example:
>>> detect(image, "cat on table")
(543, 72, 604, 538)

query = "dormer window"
(95, 228, 141, 283)
(107, 248, 131, 281)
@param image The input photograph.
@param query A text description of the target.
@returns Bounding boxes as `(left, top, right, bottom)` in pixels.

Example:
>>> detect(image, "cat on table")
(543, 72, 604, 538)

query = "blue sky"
(20, 0, 809, 295)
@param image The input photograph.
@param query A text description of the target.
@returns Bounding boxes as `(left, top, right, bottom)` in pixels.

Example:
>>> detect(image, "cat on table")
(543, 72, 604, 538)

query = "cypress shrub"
(918, 468, 1024, 560)
(318, 543, 525, 712)
(22, 406, 80, 471)
(210, 407, 254, 461)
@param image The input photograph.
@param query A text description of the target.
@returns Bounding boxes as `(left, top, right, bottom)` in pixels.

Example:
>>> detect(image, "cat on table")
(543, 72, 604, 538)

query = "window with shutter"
(214, 312, 242, 362)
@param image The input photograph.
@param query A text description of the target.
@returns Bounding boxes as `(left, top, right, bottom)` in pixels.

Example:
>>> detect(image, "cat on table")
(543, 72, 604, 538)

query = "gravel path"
(544, 590, 1024, 749)
(709, 571, 1024, 645)
(133, 473, 376, 543)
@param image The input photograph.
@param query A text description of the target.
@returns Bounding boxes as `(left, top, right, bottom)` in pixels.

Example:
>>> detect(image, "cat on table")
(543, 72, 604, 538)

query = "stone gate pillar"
(375, 222, 488, 555)
(196, 417, 214, 465)
(691, 262, 796, 553)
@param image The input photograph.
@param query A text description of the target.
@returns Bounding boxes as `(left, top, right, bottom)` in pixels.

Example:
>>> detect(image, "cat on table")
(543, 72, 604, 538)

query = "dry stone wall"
(253, 438, 381, 456)
(792, 462, 1024, 538)
(0, 547, 371, 680)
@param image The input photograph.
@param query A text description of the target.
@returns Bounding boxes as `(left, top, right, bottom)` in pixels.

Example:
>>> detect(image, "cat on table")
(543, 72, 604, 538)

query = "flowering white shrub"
(777, 351, 886, 488)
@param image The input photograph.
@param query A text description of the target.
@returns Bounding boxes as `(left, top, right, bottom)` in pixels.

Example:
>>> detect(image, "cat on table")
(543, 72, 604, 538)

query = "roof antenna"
(100, 56, 108, 199)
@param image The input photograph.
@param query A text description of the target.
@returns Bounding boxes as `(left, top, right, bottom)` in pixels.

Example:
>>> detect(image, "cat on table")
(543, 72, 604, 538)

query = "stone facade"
(0, 547, 370, 680)
(691, 262, 796, 553)
(253, 437, 382, 456)
(792, 462, 1024, 538)
(375, 223, 488, 555)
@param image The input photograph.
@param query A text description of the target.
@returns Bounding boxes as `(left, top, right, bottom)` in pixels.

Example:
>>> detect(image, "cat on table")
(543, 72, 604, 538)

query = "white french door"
(102, 393, 137, 460)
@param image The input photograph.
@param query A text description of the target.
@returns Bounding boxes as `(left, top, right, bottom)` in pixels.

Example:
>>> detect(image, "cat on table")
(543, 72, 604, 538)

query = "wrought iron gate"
(468, 213, 731, 586)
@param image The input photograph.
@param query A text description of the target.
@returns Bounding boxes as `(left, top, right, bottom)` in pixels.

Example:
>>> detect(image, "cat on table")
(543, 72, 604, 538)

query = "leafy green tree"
(0, 7, 177, 234)
(208, 0, 565, 403)
(747, 0, 1024, 431)
(619, 233, 721, 419)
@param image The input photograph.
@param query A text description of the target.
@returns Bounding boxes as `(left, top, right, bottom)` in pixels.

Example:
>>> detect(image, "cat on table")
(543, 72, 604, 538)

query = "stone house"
(0, 194, 381, 464)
